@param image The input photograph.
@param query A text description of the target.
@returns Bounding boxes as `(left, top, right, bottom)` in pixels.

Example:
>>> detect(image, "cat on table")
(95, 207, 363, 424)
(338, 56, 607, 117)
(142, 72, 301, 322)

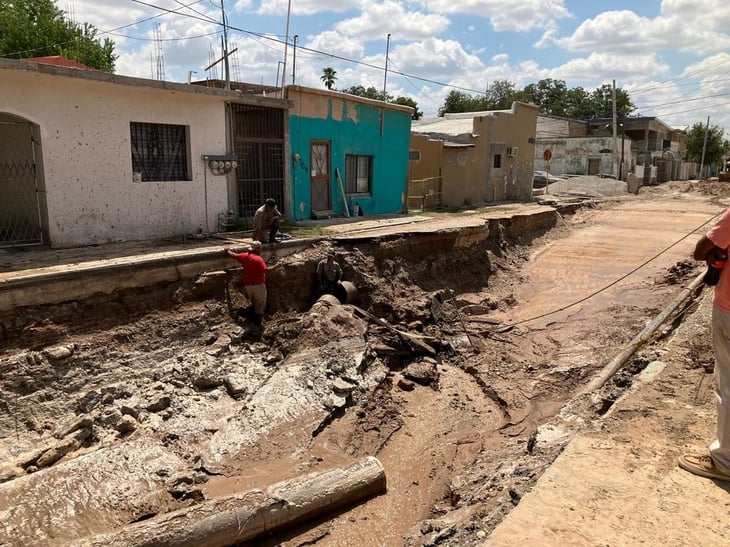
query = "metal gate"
(231, 104, 285, 224)
(0, 121, 44, 247)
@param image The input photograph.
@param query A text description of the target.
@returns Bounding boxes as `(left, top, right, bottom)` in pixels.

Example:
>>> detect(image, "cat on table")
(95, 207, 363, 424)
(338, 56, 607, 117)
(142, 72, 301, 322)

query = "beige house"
(408, 102, 539, 209)
(0, 58, 289, 248)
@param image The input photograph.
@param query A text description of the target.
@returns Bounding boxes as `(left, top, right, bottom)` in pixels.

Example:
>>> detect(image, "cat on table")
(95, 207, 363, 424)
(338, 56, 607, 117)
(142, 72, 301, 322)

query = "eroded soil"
(1, 181, 728, 546)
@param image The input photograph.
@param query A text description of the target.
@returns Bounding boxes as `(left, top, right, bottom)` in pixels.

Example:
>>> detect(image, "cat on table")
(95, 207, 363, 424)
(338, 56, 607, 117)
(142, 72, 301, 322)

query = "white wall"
(2, 69, 231, 247)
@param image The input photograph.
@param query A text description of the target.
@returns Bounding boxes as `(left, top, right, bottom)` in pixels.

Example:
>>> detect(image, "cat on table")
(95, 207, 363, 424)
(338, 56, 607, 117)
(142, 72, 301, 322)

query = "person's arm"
(694, 235, 725, 263)
(225, 247, 239, 258)
(267, 261, 282, 272)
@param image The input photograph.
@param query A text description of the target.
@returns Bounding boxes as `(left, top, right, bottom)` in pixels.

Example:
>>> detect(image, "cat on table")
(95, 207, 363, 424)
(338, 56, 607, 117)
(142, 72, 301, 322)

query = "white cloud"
(558, 8, 730, 56)
(332, 1, 449, 41)
(424, 0, 571, 32)
(255, 0, 360, 16)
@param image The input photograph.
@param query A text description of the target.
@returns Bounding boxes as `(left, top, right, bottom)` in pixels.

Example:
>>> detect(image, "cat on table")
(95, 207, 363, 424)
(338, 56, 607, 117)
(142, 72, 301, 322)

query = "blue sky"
(65, 0, 730, 134)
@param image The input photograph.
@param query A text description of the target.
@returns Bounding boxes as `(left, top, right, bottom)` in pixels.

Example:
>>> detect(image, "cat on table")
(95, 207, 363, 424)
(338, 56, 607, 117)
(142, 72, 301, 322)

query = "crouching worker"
(226, 241, 281, 325)
(253, 198, 283, 244)
(316, 250, 343, 298)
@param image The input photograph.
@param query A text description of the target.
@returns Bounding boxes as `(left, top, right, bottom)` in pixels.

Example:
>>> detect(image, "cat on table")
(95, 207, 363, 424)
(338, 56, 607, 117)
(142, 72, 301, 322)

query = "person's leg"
(711, 307, 730, 473)
(245, 285, 266, 324)
(268, 218, 280, 243)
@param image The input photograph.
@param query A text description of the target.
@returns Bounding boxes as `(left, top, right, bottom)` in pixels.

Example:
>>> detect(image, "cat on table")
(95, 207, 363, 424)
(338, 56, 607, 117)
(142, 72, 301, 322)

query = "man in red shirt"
(225, 241, 281, 325)
(679, 211, 730, 481)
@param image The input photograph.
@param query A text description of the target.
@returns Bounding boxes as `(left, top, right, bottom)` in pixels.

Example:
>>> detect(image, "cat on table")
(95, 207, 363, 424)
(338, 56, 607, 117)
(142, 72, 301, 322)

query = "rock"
(42, 344, 74, 362)
(193, 372, 223, 390)
(36, 428, 91, 468)
(265, 348, 283, 365)
(404, 359, 439, 386)
(146, 395, 172, 412)
(54, 415, 93, 439)
(332, 378, 356, 394)
(206, 334, 231, 357)
(120, 403, 141, 419)
(77, 390, 101, 412)
(223, 374, 248, 399)
(397, 378, 415, 391)
(116, 415, 138, 434)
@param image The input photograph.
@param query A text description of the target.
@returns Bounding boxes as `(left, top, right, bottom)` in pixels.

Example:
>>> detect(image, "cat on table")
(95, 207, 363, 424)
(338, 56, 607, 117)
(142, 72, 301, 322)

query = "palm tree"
(321, 67, 337, 90)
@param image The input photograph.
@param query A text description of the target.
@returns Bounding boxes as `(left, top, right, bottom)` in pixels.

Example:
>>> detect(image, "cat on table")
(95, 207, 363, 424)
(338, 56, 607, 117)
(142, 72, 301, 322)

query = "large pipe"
(77, 456, 386, 547)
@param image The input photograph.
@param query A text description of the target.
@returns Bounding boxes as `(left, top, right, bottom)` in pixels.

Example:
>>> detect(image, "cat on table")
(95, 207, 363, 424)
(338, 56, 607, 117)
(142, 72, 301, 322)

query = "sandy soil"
(1, 181, 728, 546)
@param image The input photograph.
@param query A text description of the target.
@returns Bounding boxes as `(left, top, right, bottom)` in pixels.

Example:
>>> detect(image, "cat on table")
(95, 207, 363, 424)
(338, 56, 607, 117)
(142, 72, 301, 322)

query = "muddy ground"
(1, 181, 728, 546)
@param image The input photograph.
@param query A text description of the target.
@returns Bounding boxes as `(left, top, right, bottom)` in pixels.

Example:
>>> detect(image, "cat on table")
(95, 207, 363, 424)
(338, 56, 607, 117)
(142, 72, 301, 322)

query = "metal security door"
(231, 104, 285, 223)
(310, 141, 330, 212)
(0, 121, 44, 247)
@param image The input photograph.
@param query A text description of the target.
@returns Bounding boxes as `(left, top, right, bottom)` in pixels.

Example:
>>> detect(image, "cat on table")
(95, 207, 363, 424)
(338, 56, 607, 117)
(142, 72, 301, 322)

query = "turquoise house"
(286, 85, 413, 220)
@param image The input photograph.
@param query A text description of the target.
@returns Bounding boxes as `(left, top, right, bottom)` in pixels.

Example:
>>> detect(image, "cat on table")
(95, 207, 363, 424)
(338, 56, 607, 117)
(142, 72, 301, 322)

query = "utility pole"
(221, 1, 230, 89)
(700, 115, 710, 179)
(382, 34, 391, 101)
(612, 79, 618, 178)
(281, 0, 292, 90)
(292, 35, 298, 85)
(379, 34, 391, 136)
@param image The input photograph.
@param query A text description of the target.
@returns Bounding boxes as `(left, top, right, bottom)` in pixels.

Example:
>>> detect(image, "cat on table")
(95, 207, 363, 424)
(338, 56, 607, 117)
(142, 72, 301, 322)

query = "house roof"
(25, 56, 95, 70)
(412, 110, 512, 138)
(0, 57, 292, 110)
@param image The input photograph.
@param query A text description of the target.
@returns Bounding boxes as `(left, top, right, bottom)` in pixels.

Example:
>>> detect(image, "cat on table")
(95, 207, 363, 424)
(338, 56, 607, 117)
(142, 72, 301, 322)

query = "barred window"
(130, 122, 191, 182)
(345, 154, 372, 194)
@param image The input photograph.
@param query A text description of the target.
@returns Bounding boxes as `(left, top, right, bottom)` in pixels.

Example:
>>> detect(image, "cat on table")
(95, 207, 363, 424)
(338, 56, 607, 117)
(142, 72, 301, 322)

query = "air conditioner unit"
(507, 146, 519, 157)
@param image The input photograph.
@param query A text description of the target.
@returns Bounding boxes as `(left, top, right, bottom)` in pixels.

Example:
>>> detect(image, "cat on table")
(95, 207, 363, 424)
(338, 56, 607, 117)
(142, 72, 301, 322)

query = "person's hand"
(707, 247, 727, 265)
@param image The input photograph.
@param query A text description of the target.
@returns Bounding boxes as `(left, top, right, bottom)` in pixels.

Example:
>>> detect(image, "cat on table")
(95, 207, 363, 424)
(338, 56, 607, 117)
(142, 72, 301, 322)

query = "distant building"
(409, 102, 538, 209)
(534, 114, 695, 184)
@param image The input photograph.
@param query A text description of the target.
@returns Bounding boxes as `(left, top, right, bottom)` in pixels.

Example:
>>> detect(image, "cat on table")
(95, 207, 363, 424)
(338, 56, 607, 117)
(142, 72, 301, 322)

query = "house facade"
(0, 58, 290, 248)
(534, 114, 694, 184)
(409, 102, 538, 209)
(285, 86, 413, 220)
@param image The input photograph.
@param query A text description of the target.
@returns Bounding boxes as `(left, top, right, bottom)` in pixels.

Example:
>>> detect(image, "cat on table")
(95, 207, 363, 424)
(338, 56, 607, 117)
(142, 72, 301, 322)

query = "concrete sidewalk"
(0, 201, 569, 312)
(486, 292, 730, 546)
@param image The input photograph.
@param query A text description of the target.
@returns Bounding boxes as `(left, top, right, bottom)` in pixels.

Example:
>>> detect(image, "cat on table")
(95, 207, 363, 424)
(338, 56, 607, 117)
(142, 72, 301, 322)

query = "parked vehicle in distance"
(532, 170, 562, 188)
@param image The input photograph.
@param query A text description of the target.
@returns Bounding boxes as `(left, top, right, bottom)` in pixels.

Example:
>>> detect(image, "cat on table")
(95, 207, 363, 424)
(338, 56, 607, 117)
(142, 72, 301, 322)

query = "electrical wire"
(489, 209, 721, 333)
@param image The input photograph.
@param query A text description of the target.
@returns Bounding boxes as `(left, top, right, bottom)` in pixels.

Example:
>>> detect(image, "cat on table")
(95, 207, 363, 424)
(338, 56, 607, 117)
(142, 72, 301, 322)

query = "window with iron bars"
(130, 122, 191, 182)
(345, 154, 372, 194)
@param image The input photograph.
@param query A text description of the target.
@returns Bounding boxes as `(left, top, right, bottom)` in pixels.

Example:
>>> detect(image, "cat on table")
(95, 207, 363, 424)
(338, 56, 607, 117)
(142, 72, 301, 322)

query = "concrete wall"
(1, 68, 234, 247)
(287, 86, 413, 220)
(0, 60, 299, 248)
(473, 102, 538, 202)
(535, 136, 635, 179)
(407, 134, 444, 210)
(409, 102, 538, 207)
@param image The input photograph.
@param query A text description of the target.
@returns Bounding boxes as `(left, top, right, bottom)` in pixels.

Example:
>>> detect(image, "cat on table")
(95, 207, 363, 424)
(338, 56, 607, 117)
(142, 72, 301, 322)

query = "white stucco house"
(0, 58, 290, 248)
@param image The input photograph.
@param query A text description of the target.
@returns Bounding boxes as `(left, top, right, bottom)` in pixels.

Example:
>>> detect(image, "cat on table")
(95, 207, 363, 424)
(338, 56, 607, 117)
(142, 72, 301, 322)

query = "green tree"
(485, 79, 516, 110)
(0, 0, 116, 72)
(439, 90, 486, 115)
(340, 85, 391, 101)
(685, 122, 728, 167)
(321, 67, 337, 90)
(393, 96, 423, 120)
(588, 84, 635, 118)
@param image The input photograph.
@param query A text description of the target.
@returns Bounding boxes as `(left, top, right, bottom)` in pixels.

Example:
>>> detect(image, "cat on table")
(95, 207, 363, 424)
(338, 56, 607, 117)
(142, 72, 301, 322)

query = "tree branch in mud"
(76, 456, 386, 547)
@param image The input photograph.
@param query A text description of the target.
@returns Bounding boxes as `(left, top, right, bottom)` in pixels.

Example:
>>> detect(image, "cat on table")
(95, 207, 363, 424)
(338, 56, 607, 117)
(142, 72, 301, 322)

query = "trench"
(0, 200, 703, 547)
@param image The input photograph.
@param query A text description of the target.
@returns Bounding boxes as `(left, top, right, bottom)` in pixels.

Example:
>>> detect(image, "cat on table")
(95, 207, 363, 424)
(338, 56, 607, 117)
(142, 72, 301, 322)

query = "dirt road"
(0, 182, 726, 546)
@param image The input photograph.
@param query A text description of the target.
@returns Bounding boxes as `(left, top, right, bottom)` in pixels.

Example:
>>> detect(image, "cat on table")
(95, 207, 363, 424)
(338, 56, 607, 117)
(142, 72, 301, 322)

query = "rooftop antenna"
(153, 21, 165, 81)
(229, 41, 241, 83)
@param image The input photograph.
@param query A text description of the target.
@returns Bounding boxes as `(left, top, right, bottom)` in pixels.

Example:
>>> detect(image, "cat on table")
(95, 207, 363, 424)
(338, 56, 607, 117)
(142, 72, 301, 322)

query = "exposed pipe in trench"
(580, 270, 706, 398)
